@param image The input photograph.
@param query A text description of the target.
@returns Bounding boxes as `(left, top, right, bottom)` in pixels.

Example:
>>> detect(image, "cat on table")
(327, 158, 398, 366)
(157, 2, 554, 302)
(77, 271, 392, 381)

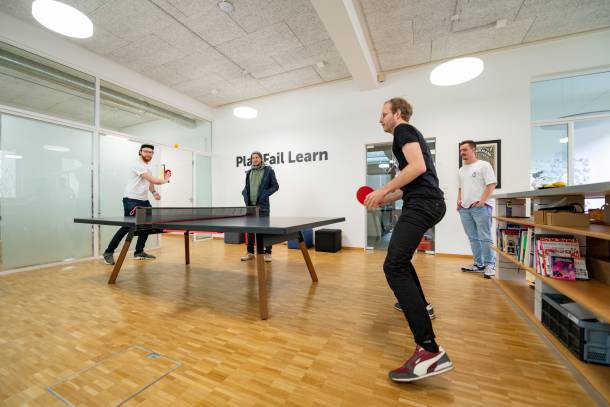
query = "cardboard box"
(586, 256, 610, 285)
(534, 211, 546, 224)
(545, 211, 589, 227)
(497, 199, 527, 217)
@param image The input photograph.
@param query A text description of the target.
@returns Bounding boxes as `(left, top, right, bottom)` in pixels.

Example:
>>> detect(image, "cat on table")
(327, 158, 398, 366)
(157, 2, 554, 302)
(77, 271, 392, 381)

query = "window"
(531, 70, 610, 188)
(0, 42, 95, 125)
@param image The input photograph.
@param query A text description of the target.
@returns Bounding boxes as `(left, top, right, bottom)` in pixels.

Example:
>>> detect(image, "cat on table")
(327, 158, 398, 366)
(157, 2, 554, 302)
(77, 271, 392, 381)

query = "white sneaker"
(264, 254, 272, 262)
(483, 265, 496, 279)
(241, 253, 255, 261)
(461, 264, 484, 272)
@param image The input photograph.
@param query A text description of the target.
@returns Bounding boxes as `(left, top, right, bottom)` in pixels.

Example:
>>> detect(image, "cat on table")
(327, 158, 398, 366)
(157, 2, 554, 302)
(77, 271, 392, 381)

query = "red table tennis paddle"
(164, 168, 172, 183)
(356, 185, 374, 205)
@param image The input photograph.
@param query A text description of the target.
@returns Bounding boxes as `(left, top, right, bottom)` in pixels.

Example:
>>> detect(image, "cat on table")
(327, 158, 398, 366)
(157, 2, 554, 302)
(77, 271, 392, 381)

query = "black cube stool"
(315, 229, 342, 252)
(224, 231, 245, 244)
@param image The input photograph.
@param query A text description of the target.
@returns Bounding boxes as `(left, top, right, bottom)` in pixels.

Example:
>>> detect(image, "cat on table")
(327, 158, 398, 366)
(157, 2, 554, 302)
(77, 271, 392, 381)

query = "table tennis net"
(135, 206, 259, 225)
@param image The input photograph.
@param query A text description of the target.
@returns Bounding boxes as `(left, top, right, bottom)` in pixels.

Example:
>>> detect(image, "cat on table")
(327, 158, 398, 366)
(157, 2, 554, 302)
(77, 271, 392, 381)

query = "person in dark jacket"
(241, 151, 279, 262)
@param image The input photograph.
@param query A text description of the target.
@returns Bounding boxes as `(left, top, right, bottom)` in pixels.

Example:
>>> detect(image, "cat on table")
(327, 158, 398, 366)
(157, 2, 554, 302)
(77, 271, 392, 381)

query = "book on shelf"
(503, 229, 520, 255)
(519, 228, 533, 264)
(497, 226, 532, 264)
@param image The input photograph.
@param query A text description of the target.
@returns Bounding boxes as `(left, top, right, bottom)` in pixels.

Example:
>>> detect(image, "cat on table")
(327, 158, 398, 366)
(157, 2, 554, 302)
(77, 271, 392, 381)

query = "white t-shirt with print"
(458, 160, 497, 208)
(124, 159, 152, 200)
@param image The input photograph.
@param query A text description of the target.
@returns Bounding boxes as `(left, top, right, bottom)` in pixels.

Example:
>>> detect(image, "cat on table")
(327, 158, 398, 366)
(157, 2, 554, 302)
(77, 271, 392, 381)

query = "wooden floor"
(0, 236, 600, 406)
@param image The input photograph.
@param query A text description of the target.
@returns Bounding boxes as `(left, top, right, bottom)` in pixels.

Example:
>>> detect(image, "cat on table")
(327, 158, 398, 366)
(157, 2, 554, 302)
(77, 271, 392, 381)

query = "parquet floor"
(0, 237, 597, 406)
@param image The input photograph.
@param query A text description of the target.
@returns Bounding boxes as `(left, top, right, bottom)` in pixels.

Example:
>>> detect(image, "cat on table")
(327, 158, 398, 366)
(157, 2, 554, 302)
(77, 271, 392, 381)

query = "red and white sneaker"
(389, 345, 453, 382)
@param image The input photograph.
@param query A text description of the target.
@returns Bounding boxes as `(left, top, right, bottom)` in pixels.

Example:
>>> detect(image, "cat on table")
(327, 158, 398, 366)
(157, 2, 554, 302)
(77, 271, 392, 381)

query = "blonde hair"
(384, 97, 413, 122)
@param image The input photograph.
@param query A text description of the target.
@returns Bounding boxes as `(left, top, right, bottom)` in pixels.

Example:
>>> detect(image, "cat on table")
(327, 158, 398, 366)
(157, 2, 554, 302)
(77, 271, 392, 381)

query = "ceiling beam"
(311, 0, 378, 90)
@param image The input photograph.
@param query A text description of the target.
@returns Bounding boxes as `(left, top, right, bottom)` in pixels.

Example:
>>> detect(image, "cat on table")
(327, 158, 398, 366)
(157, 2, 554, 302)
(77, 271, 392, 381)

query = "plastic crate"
(541, 294, 610, 365)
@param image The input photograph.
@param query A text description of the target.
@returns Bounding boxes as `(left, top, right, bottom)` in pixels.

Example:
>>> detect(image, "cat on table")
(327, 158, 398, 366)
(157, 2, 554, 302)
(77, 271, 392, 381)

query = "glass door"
(194, 153, 212, 241)
(98, 134, 160, 253)
(365, 139, 438, 252)
(0, 114, 93, 269)
(366, 143, 396, 250)
(418, 138, 436, 253)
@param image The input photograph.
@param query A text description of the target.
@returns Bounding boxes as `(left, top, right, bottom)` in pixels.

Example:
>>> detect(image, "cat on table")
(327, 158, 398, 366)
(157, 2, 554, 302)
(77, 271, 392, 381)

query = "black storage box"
(224, 231, 245, 244)
(315, 229, 341, 252)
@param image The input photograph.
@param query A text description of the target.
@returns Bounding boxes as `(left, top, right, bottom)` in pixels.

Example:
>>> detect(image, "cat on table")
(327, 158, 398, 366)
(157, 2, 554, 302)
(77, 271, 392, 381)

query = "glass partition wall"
(531, 70, 610, 189)
(0, 41, 211, 271)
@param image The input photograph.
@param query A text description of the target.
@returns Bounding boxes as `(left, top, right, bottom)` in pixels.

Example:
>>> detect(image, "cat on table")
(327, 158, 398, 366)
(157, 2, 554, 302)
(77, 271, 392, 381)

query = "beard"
(141, 155, 152, 163)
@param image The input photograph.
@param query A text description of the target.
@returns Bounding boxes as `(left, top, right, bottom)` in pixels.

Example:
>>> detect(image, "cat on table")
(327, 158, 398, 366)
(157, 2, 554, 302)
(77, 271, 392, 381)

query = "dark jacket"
(241, 166, 279, 212)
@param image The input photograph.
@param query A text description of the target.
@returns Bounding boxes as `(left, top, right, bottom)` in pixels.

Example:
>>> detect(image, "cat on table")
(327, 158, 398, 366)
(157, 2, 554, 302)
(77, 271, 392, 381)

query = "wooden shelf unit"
(492, 246, 610, 323)
(494, 215, 610, 240)
(493, 278, 610, 404)
(493, 185, 610, 404)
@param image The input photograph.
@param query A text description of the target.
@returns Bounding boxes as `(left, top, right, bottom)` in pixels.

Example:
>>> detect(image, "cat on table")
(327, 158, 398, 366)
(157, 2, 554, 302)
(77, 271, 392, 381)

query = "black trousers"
(383, 197, 446, 345)
(247, 210, 271, 254)
(105, 198, 152, 254)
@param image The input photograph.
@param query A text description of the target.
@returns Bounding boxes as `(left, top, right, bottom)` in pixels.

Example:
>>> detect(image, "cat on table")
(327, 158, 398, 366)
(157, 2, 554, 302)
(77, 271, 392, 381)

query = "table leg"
(109, 229, 134, 284)
(256, 234, 268, 320)
(184, 231, 190, 265)
(298, 231, 318, 282)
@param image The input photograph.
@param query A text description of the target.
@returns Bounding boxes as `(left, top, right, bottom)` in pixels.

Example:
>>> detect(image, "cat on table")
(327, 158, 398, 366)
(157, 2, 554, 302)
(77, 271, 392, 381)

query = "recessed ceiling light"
(105, 134, 129, 142)
(211, 89, 219, 95)
(559, 137, 569, 143)
(378, 163, 390, 169)
(233, 106, 258, 119)
(218, 1, 234, 13)
(430, 57, 484, 86)
(32, 0, 93, 39)
(5, 154, 23, 159)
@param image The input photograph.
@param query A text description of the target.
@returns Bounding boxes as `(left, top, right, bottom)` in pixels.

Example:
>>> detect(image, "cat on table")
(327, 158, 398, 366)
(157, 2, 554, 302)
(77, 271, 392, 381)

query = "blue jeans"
(458, 206, 495, 267)
(104, 198, 152, 254)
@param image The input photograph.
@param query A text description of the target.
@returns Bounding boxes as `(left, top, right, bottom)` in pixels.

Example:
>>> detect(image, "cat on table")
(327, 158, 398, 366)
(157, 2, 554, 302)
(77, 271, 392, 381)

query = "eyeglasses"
(141, 150, 154, 154)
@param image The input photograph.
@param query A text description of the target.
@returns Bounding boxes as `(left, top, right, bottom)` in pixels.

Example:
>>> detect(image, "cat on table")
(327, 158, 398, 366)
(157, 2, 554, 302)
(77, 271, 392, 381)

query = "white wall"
(212, 30, 610, 253)
(0, 12, 213, 121)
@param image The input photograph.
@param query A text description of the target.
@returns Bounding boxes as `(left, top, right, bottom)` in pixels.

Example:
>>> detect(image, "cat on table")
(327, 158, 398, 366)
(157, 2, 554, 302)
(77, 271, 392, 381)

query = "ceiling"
(0, 0, 609, 109)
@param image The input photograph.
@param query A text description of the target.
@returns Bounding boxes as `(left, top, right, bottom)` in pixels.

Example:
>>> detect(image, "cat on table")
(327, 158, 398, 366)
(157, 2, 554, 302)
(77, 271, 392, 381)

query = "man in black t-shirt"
(364, 98, 453, 382)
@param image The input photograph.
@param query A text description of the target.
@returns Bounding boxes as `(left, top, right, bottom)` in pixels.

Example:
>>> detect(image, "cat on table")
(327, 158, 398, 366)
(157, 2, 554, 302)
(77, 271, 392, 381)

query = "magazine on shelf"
(549, 255, 576, 280)
(533, 234, 579, 277)
(574, 258, 589, 280)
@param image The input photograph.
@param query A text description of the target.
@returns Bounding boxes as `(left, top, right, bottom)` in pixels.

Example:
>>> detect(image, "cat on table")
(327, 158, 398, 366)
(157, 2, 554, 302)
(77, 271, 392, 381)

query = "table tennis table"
(74, 206, 345, 319)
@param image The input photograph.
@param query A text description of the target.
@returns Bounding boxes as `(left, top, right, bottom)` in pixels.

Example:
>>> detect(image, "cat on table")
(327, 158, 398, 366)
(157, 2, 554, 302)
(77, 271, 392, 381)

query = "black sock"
(418, 339, 439, 353)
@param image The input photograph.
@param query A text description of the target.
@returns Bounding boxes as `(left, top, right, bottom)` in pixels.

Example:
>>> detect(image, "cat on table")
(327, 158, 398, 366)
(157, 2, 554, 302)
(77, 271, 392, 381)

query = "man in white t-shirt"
(102, 144, 171, 265)
(457, 140, 497, 279)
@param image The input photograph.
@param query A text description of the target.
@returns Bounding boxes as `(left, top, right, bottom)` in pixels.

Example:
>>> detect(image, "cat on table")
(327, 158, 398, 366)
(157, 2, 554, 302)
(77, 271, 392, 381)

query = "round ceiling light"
(233, 106, 258, 119)
(32, 0, 93, 39)
(430, 57, 484, 86)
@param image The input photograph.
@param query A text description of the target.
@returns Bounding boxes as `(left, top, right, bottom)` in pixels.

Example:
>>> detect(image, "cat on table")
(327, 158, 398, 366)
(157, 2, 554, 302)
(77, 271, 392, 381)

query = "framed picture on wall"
(459, 139, 502, 189)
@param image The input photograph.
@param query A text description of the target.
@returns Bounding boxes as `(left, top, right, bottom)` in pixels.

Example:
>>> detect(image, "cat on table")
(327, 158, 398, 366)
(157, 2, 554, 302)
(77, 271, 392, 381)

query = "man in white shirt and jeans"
(103, 144, 171, 265)
(457, 140, 497, 279)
